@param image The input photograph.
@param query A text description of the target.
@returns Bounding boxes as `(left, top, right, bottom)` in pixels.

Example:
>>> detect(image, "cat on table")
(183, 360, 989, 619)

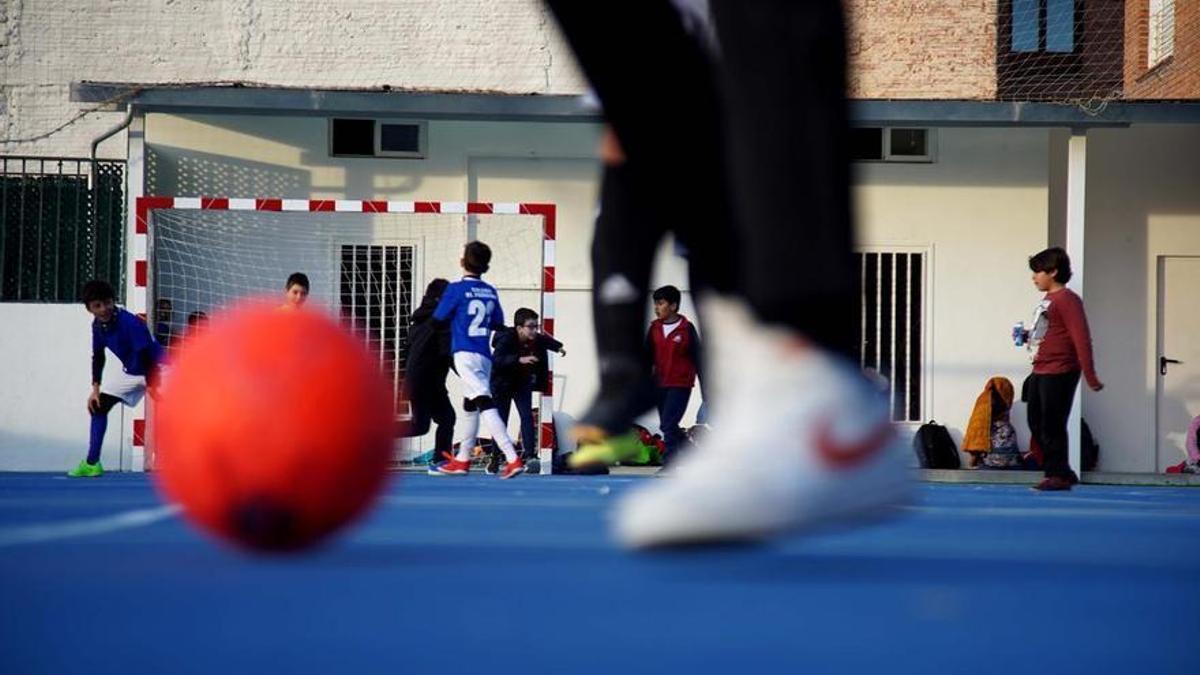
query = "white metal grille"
(855, 251, 925, 423)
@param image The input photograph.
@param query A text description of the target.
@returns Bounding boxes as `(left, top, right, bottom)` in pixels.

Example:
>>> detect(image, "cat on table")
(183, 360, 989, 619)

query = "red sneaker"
(429, 456, 471, 476)
(1032, 476, 1073, 491)
(499, 458, 526, 480)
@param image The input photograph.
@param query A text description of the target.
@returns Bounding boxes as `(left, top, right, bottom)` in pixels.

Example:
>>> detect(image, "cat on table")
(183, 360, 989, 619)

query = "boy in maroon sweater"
(647, 285, 704, 464)
(1022, 247, 1104, 491)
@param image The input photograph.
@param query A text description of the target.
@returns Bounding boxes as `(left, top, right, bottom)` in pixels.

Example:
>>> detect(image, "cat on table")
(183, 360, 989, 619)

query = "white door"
(1156, 257, 1200, 470)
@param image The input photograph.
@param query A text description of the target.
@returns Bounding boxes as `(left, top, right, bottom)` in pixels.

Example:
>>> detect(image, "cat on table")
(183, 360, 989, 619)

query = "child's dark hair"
(652, 285, 681, 308)
(186, 311, 209, 326)
(463, 241, 492, 275)
(422, 278, 449, 304)
(80, 279, 115, 305)
(514, 307, 539, 328)
(1028, 247, 1072, 284)
(285, 272, 310, 291)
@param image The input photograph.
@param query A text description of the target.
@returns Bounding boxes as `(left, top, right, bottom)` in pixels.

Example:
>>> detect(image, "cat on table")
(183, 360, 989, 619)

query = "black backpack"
(913, 421, 961, 469)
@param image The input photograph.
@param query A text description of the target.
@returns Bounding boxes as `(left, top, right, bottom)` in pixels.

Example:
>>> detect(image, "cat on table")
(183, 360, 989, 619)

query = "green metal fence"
(0, 156, 125, 303)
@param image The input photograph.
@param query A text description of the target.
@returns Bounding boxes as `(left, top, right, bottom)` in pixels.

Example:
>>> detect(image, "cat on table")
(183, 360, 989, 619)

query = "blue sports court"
(2, 473, 1196, 674)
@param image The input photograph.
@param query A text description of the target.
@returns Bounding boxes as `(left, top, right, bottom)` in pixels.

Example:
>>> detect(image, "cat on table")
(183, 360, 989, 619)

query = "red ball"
(153, 302, 395, 551)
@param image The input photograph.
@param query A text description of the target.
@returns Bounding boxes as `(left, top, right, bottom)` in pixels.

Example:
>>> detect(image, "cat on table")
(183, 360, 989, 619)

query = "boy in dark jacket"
(647, 285, 703, 464)
(402, 278, 455, 467)
(491, 308, 565, 463)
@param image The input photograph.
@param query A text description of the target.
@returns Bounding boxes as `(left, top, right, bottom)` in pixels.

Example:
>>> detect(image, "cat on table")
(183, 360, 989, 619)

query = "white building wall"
(855, 127, 1052, 458)
(142, 118, 1052, 464)
(0, 305, 126, 470)
(1083, 124, 1200, 472)
(143, 113, 697, 455)
(4, 116, 1197, 472)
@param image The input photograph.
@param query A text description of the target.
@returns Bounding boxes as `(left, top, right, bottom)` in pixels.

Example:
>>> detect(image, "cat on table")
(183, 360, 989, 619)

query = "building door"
(1156, 256, 1200, 470)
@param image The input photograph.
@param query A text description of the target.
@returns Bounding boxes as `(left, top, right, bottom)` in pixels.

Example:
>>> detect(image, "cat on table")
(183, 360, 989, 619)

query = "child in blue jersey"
(70, 280, 165, 477)
(428, 241, 526, 479)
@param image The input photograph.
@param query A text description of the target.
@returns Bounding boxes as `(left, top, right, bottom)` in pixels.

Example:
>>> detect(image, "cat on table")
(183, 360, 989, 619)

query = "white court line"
(0, 505, 180, 548)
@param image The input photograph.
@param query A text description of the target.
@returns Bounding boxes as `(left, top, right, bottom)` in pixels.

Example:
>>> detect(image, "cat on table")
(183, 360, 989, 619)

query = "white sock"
(456, 409, 480, 462)
(480, 409, 519, 463)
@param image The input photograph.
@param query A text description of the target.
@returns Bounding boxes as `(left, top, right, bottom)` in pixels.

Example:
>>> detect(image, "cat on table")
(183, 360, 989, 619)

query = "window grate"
(339, 244, 414, 417)
(854, 251, 924, 422)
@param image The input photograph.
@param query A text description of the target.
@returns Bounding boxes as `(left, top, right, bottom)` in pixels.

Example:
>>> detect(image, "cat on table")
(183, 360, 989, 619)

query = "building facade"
(2, 1, 1198, 473)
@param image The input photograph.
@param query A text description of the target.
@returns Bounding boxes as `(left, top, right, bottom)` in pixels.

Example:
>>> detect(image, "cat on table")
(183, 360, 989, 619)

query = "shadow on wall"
(147, 144, 431, 199)
(147, 146, 311, 197)
(0, 428, 98, 472)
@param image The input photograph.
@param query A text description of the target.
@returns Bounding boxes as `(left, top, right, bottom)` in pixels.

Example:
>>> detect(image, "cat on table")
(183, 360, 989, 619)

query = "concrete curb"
(393, 464, 1200, 486)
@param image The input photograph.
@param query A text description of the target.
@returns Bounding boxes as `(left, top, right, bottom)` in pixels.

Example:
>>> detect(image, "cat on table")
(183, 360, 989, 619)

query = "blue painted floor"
(1, 473, 1198, 674)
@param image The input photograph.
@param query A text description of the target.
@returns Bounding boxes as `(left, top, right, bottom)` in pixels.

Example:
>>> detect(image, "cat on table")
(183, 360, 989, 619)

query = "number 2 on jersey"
(467, 299, 494, 337)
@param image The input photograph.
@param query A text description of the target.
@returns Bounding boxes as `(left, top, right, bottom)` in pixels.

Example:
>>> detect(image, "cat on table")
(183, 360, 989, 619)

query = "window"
(887, 129, 931, 160)
(855, 250, 926, 423)
(330, 119, 375, 156)
(1149, 0, 1175, 67)
(851, 128, 935, 163)
(1045, 0, 1075, 53)
(0, 157, 125, 303)
(851, 128, 884, 161)
(330, 119, 427, 159)
(339, 244, 415, 417)
(1012, 0, 1040, 51)
(378, 122, 423, 156)
(1010, 0, 1076, 53)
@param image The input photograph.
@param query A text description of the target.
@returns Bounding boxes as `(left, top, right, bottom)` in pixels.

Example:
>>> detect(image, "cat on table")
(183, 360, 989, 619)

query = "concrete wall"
(143, 113, 698, 455)
(1083, 124, 1200, 472)
(846, 0, 997, 99)
(855, 127, 1051, 459)
(3, 114, 1197, 472)
(0, 305, 128, 470)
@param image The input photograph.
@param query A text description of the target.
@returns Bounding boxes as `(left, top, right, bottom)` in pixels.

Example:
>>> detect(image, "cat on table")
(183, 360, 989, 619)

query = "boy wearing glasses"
(490, 307, 566, 465)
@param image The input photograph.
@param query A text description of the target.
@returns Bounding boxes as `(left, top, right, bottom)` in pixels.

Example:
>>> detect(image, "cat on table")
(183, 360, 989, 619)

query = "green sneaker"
(67, 460, 104, 478)
(568, 428, 643, 468)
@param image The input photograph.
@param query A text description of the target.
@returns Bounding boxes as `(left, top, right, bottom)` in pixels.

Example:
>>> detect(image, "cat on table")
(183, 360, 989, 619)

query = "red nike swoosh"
(815, 418, 895, 469)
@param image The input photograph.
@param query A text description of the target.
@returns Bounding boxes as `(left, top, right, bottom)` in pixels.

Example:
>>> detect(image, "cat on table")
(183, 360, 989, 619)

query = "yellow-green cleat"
(568, 427, 644, 468)
(67, 460, 104, 478)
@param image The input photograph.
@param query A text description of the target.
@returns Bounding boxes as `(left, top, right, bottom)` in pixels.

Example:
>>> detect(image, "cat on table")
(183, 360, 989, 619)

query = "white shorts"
(453, 352, 494, 400)
(101, 369, 148, 407)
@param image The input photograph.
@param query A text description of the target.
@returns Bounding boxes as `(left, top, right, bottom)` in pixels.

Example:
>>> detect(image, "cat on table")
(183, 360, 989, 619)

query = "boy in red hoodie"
(1022, 247, 1104, 491)
(647, 285, 704, 464)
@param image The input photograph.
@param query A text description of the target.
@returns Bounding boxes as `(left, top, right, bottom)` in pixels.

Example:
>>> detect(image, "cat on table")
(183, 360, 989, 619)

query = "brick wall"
(846, 0, 998, 100)
(1125, 0, 1200, 98)
(996, 0, 1125, 102)
(2, 0, 1005, 158)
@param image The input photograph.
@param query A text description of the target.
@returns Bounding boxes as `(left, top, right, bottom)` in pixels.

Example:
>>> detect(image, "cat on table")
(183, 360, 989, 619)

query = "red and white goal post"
(128, 196, 558, 474)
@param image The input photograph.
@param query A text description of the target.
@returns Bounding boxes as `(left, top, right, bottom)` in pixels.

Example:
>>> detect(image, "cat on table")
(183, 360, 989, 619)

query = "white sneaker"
(613, 324, 913, 549)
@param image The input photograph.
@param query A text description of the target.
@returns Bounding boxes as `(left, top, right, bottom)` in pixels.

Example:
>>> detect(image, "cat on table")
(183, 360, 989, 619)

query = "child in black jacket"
(490, 307, 565, 462)
(403, 279, 455, 466)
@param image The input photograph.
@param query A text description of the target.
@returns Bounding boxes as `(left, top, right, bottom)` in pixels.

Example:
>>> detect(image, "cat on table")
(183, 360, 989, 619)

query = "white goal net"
(144, 200, 553, 466)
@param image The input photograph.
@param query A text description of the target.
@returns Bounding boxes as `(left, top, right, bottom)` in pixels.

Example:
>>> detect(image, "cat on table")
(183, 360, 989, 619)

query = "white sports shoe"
(613, 311, 913, 549)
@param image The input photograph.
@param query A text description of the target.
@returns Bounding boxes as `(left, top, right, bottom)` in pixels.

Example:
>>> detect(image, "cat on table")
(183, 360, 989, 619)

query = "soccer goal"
(131, 196, 558, 473)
